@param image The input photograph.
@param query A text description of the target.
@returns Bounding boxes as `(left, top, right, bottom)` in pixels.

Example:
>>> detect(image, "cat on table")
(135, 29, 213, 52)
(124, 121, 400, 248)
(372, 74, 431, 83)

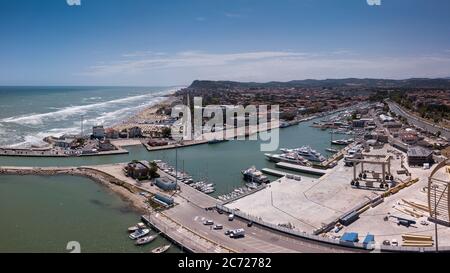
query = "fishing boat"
(129, 229, 150, 240)
(151, 245, 171, 253)
(128, 223, 146, 233)
(135, 235, 157, 246)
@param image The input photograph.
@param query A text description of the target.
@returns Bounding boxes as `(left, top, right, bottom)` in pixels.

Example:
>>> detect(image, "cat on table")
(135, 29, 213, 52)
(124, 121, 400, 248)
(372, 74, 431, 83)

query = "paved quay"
(0, 163, 363, 253)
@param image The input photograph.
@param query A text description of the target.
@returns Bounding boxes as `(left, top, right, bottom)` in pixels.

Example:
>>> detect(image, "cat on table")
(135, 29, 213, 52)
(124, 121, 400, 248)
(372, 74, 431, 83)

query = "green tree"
(149, 161, 160, 179)
(161, 127, 172, 138)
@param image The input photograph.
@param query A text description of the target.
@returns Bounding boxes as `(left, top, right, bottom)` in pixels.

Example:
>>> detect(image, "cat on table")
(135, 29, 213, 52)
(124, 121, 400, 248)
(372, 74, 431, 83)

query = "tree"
(149, 161, 160, 179)
(161, 127, 172, 138)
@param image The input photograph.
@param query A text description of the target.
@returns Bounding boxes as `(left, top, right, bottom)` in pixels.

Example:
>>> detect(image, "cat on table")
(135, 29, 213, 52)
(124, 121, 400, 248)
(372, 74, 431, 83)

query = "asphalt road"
(388, 102, 450, 140)
(165, 202, 366, 253)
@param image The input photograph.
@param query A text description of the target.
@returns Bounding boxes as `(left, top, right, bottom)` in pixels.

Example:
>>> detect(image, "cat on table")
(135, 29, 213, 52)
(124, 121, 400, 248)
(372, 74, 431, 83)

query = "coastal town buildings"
(92, 126, 106, 139)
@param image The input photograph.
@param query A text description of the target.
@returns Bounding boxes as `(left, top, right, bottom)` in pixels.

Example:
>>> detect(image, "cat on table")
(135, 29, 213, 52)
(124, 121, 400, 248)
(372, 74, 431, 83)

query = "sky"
(0, 0, 450, 86)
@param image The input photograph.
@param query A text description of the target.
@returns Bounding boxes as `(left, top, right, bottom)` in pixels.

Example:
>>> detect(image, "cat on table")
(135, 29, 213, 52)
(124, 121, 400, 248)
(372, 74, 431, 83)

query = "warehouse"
(407, 146, 433, 167)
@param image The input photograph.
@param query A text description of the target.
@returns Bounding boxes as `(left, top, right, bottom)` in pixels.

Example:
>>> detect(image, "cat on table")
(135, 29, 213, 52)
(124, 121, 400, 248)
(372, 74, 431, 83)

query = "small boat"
(326, 148, 339, 154)
(128, 223, 146, 233)
(135, 235, 157, 246)
(129, 228, 150, 240)
(151, 245, 171, 253)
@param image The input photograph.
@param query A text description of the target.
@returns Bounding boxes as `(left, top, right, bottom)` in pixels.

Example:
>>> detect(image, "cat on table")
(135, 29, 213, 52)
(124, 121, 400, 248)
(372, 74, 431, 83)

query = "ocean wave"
(1, 89, 172, 126)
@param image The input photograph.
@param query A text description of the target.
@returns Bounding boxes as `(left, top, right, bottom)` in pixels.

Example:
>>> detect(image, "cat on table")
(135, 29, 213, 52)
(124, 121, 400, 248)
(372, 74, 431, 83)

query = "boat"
(203, 188, 215, 194)
(135, 235, 157, 246)
(331, 139, 354, 146)
(245, 182, 259, 190)
(265, 153, 309, 166)
(281, 146, 326, 162)
(326, 148, 339, 154)
(128, 223, 146, 233)
(129, 228, 150, 240)
(151, 245, 171, 253)
(241, 167, 270, 184)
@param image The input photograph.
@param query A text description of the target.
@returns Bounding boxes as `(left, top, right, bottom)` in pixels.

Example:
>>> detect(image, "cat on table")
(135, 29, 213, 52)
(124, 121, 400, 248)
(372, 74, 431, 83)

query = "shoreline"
(0, 166, 150, 215)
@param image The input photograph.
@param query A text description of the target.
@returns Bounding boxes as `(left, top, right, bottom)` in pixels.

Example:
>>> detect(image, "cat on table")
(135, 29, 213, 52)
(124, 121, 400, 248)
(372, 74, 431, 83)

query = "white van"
(228, 214, 235, 221)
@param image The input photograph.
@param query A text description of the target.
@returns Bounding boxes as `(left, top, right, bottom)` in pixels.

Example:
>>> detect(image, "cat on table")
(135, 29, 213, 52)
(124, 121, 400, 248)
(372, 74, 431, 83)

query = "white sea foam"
(1, 89, 174, 126)
(0, 87, 182, 147)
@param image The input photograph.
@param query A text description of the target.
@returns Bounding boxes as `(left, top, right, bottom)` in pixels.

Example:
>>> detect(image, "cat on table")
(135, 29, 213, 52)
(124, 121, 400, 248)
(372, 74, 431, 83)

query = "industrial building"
(155, 178, 178, 191)
(92, 126, 106, 139)
(407, 146, 434, 167)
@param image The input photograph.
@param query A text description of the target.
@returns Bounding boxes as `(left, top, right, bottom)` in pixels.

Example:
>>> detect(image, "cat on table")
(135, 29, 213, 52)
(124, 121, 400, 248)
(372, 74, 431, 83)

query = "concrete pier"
(261, 168, 288, 177)
(276, 162, 327, 176)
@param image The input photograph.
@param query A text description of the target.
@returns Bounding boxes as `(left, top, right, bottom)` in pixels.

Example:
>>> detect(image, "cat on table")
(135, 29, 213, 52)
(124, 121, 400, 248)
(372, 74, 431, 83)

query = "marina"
(2, 105, 449, 253)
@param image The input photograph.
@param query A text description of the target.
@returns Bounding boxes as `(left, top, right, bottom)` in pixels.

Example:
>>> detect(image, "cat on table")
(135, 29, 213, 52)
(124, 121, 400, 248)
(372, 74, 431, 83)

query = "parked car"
(203, 220, 214, 226)
(213, 225, 223, 230)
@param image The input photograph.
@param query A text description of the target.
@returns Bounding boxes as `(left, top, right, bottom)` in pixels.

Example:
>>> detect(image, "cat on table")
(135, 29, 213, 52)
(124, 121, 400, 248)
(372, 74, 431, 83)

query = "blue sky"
(1, 0, 450, 86)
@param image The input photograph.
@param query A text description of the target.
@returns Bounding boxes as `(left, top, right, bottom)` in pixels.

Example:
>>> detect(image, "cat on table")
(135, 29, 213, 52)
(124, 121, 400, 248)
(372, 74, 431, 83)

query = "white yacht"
(265, 152, 309, 166)
(281, 146, 326, 162)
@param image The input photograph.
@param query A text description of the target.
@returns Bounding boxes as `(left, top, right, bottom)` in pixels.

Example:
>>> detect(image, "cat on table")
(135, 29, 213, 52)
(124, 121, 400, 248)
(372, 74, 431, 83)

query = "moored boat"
(281, 146, 326, 162)
(135, 235, 157, 246)
(128, 222, 146, 233)
(151, 244, 171, 253)
(265, 153, 309, 166)
(129, 228, 150, 240)
(241, 167, 270, 184)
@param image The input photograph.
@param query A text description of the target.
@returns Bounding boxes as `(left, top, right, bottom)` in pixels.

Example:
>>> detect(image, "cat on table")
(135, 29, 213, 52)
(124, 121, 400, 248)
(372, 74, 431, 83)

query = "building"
(128, 127, 142, 138)
(105, 128, 119, 139)
(155, 178, 177, 191)
(353, 120, 366, 128)
(379, 114, 394, 123)
(407, 146, 434, 166)
(152, 193, 174, 207)
(126, 161, 150, 180)
(92, 126, 106, 139)
(98, 140, 116, 151)
(148, 139, 169, 147)
(399, 131, 419, 145)
(54, 138, 75, 149)
(384, 122, 402, 129)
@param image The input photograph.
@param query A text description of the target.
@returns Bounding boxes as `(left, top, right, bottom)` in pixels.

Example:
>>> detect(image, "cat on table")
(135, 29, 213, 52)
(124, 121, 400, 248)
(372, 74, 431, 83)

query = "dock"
(261, 168, 289, 177)
(275, 162, 327, 176)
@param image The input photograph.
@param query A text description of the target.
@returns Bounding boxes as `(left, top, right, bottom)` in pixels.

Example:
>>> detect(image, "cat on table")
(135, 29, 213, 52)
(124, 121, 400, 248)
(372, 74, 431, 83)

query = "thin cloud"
(78, 50, 450, 84)
(224, 12, 243, 18)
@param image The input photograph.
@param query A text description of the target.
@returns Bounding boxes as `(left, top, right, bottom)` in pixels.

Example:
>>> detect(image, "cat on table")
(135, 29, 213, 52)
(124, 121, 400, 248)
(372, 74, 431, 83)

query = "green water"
(0, 117, 350, 197)
(0, 175, 181, 253)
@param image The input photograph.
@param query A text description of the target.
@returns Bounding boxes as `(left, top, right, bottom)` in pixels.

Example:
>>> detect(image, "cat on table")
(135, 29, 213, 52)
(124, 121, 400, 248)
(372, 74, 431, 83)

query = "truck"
(229, 229, 245, 239)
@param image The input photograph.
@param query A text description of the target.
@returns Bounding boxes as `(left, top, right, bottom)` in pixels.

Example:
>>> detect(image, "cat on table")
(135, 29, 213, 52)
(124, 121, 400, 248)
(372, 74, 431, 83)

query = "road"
(388, 101, 450, 140)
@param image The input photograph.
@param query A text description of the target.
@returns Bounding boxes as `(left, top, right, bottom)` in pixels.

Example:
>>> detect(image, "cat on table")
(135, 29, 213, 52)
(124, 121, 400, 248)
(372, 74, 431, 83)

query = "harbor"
(2, 106, 450, 253)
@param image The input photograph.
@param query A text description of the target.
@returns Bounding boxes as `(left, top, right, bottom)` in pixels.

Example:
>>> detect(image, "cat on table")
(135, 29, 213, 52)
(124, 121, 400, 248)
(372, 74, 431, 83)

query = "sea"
(0, 86, 179, 147)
